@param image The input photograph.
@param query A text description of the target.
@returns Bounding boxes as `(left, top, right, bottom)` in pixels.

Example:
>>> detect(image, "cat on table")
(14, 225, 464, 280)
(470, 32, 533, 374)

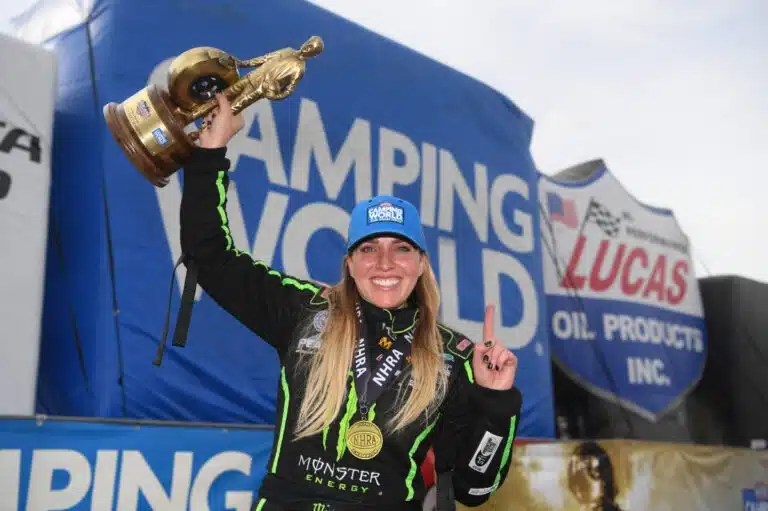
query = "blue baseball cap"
(346, 195, 427, 253)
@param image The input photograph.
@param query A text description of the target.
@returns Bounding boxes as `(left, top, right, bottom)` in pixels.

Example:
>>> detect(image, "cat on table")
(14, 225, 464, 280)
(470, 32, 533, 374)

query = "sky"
(1, 0, 767, 283)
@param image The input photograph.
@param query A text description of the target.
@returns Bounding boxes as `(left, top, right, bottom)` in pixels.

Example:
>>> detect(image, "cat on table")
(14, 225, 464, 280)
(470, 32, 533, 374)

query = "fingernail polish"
(487, 362, 493, 370)
(483, 355, 489, 363)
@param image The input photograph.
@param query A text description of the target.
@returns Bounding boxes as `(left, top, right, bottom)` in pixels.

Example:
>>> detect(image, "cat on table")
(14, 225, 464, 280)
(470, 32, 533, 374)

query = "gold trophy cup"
(103, 36, 323, 187)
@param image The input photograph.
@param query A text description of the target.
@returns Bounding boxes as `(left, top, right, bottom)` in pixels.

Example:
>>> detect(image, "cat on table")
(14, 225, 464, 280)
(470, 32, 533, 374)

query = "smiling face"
(346, 236, 425, 309)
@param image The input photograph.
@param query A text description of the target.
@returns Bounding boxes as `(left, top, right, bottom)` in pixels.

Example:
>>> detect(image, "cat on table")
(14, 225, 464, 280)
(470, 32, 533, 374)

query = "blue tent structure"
(17, 0, 554, 438)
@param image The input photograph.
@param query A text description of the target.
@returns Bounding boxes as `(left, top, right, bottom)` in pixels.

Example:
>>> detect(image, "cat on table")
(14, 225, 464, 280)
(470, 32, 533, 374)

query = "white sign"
(0, 34, 57, 415)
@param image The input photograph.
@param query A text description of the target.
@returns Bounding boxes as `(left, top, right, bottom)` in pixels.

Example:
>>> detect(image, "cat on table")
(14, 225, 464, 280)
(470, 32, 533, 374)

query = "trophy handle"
(167, 47, 240, 110)
(182, 83, 244, 123)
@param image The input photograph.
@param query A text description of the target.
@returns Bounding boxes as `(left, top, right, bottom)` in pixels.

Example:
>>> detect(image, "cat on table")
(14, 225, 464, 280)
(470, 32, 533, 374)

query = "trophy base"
(103, 85, 196, 187)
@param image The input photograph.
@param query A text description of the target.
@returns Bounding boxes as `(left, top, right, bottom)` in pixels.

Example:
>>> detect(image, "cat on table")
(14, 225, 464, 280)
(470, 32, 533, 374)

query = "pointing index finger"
(482, 304, 495, 347)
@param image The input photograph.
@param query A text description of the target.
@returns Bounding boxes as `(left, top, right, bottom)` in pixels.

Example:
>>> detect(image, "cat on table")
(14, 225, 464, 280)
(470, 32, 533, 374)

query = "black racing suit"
(179, 147, 523, 510)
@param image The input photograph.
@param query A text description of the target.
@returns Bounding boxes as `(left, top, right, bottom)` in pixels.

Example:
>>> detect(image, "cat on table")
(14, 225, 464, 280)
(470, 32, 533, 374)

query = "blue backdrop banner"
(0, 417, 274, 510)
(28, 0, 553, 437)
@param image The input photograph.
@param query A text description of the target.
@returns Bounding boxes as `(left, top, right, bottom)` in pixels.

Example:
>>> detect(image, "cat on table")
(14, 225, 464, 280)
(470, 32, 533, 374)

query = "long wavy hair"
(294, 256, 448, 440)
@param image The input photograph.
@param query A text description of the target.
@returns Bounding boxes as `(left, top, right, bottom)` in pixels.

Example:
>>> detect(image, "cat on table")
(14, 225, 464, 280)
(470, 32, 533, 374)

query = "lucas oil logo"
(367, 202, 404, 224)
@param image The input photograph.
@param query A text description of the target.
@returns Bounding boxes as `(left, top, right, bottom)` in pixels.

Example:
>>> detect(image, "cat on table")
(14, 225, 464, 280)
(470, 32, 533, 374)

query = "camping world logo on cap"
(367, 202, 404, 224)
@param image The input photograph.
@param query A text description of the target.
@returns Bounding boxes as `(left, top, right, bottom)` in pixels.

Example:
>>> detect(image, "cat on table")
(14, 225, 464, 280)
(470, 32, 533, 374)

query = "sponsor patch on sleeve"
(468, 431, 503, 474)
(468, 484, 498, 496)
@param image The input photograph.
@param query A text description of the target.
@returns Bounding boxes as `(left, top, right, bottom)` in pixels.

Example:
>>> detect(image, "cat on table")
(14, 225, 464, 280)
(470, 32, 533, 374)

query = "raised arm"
(180, 93, 323, 355)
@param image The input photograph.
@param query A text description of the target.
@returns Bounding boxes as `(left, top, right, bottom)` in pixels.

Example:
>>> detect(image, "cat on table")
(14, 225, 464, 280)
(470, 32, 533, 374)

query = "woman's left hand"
(472, 305, 518, 390)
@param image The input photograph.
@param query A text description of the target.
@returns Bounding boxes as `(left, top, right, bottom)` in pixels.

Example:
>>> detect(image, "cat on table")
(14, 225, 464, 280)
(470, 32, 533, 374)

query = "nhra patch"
(367, 202, 404, 224)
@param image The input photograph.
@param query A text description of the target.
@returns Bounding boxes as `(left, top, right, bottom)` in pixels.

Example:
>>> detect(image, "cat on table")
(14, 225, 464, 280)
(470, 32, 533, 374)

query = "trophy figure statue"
(103, 36, 323, 187)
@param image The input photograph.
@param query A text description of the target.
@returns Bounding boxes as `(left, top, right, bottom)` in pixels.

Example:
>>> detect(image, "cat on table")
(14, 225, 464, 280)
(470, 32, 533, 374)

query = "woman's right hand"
(198, 93, 245, 149)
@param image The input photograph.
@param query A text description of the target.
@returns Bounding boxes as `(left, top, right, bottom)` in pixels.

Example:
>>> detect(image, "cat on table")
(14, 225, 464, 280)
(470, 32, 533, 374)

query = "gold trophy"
(103, 36, 323, 187)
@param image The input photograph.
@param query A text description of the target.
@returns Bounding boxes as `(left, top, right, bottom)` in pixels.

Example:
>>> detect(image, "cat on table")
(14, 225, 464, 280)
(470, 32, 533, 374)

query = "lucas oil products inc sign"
(538, 162, 707, 420)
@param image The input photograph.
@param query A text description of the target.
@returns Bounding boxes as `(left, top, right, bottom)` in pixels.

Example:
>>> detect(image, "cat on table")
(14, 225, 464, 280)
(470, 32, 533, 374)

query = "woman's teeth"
(372, 278, 400, 288)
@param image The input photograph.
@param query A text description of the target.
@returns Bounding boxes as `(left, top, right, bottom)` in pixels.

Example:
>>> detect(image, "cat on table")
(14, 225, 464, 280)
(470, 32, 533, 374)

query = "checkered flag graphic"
(584, 199, 622, 237)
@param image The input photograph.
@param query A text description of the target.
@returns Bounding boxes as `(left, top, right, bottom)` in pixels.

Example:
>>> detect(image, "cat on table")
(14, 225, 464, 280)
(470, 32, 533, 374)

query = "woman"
(181, 93, 523, 511)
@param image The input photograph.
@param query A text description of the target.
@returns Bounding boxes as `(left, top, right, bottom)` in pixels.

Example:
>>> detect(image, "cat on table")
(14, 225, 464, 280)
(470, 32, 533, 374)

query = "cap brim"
(347, 231, 422, 253)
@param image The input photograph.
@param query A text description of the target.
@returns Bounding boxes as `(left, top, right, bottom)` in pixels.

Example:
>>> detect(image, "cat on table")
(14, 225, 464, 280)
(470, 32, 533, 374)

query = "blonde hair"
(294, 256, 448, 439)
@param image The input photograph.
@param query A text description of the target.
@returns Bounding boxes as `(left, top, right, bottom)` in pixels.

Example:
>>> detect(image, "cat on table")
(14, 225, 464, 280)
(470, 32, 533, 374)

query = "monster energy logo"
(298, 455, 381, 494)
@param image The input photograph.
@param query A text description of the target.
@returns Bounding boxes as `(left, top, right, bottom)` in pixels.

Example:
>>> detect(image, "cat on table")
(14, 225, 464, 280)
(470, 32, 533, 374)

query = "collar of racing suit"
(359, 297, 420, 337)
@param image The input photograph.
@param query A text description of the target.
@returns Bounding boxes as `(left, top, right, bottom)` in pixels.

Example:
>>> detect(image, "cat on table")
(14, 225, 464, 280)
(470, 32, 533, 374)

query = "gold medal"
(345, 420, 383, 460)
